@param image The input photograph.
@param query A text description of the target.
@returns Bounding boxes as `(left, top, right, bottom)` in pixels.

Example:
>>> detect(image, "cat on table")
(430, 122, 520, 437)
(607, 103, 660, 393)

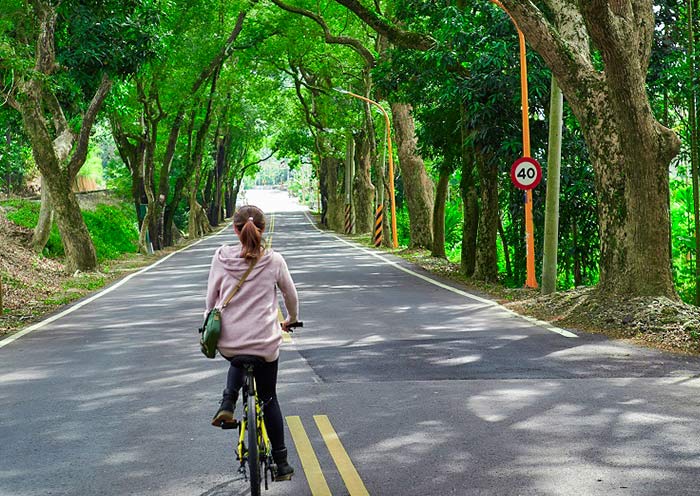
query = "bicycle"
(216, 321, 303, 496)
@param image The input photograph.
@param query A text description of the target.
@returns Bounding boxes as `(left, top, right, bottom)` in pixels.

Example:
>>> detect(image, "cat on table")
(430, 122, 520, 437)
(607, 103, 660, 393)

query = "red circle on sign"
(510, 157, 542, 190)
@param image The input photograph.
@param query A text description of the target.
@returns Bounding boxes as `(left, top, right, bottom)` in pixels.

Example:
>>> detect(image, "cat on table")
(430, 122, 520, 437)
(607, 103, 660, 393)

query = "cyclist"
(204, 204, 298, 480)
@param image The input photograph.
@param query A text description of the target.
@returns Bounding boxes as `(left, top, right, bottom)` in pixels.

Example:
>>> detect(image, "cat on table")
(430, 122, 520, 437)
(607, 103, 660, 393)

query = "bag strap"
(220, 258, 258, 309)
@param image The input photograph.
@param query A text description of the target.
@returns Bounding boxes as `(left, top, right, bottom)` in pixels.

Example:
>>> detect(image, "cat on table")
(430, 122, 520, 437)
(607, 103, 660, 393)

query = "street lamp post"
(334, 88, 399, 249)
(491, 0, 538, 289)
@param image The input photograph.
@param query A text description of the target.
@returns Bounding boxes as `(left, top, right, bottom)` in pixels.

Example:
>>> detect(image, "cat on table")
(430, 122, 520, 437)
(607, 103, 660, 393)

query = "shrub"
(3, 200, 63, 257)
(82, 204, 138, 261)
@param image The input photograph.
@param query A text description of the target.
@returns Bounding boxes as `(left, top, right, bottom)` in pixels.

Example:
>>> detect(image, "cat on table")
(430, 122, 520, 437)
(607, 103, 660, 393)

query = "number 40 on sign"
(510, 157, 542, 190)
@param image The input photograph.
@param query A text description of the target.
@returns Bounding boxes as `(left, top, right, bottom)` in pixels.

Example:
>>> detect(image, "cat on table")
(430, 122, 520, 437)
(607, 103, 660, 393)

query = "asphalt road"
(2, 189, 700, 496)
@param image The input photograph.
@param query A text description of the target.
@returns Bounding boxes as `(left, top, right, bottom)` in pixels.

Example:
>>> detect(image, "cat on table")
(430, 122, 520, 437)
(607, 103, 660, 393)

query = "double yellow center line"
(286, 415, 370, 495)
(271, 212, 367, 493)
(267, 212, 276, 248)
(269, 213, 293, 344)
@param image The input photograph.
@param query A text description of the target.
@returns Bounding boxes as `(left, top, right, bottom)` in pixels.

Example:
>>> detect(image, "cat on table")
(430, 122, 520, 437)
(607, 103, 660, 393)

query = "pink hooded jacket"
(205, 245, 299, 362)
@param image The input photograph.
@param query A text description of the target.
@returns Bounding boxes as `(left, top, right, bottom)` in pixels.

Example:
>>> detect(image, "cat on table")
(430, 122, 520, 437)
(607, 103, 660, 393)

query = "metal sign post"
(492, 0, 538, 288)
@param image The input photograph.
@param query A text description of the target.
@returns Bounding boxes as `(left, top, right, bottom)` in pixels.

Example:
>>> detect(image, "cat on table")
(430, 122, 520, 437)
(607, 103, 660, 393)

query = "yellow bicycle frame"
(237, 376, 272, 463)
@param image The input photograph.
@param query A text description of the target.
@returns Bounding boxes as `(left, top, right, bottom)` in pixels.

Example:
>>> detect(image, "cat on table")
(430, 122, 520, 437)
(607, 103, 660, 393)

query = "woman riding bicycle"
(204, 205, 298, 480)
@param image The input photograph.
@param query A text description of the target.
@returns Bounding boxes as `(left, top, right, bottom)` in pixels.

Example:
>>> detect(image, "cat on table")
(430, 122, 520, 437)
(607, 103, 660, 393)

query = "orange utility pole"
(334, 88, 398, 249)
(492, 0, 538, 288)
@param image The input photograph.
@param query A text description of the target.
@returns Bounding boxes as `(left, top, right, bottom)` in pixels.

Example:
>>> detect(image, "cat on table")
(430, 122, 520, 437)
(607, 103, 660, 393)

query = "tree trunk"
(322, 156, 344, 232)
(21, 104, 98, 273)
(49, 176, 97, 272)
(189, 194, 212, 239)
(498, 213, 513, 280)
(573, 216, 582, 286)
(499, 0, 681, 298)
(431, 167, 450, 258)
(390, 102, 434, 249)
(542, 76, 564, 295)
(186, 67, 219, 240)
(14, 3, 111, 272)
(688, 0, 700, 305)
(32, 176, 53, 253)
(203, 167, 215, 225)
(230, 174, 245, 216)
(510, 189, 526, 284)
(353, 129, 376, 233)
(474, 152, 499, 282)
(460, 159, 478, 277)
(138, 117, 159, 254)
(163, 108, 198, 246)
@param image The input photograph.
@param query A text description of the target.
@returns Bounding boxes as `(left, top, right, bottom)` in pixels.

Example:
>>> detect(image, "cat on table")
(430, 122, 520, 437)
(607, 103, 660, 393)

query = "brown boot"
(272, 448, 294, 481)
(211, 389, 236, 427)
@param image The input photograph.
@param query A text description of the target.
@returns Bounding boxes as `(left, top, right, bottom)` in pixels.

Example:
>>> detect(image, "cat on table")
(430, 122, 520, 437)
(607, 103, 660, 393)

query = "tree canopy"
(1, 0, 699, 303)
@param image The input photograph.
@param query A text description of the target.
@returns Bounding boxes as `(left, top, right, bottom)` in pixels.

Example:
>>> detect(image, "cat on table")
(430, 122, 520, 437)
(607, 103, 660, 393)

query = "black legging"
(226, 358, 286, 451)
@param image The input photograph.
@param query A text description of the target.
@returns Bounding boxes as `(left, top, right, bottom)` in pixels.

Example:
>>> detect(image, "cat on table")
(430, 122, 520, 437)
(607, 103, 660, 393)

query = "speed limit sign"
(510, 157, 542, 190)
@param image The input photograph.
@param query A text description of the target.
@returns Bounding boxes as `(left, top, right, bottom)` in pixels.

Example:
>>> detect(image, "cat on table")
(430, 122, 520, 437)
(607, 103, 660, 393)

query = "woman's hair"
(233, 205, 266, 260)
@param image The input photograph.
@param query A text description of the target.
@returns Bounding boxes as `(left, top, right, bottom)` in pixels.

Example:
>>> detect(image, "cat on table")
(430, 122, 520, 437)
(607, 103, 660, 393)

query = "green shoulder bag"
(199, 259, 257, 358)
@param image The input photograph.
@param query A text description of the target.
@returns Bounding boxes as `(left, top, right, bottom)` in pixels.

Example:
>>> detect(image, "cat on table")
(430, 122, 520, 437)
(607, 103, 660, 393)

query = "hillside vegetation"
(0, 198, 162, 336)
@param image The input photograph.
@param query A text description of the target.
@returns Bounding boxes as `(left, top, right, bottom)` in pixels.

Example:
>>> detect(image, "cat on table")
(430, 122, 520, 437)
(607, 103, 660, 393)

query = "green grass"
(42, 295, 74, 306)
(62, 276, 105, 291)
(1, 274, 27, 289)
(1, 199, 138, 261)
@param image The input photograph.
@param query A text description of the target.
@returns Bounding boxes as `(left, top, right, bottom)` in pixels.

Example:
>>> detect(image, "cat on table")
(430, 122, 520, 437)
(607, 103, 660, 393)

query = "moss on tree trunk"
(390, 102, 434, 249)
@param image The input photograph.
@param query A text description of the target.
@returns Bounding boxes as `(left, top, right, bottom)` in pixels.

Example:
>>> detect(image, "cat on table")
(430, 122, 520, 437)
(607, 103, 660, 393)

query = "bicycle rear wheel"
(247, 383, 261, 496)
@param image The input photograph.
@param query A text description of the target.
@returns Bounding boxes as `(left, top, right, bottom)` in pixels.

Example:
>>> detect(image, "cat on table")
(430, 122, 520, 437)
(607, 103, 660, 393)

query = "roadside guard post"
(374, 205, 384, 247)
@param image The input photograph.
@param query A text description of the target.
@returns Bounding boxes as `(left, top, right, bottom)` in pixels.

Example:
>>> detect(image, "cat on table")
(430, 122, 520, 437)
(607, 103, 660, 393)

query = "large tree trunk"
(208, 131, 229, 227)
(32, 176, 53, 252)
(460, 158, 478, 277)
(163, 108, 198, 246)
(689, 0, 700, 305)
(321, 156, 344, 232)
(575, 89, 676, 296)
(431, 167, 450, 258)
(499, 0, 681, 297)
(229, 174, 245, 217)
(137, 113, 160, 254)
(14, 2, 111, 272)
(498, 213, 513, 280)
(44, 170, 97, 272)
(189, 193, 212, 239)
(390, 102, 434, 249)
(353, 129, 376, 234)
(186, 67, 219, 240)
(21, 102, 98, 273)
(541, 76, 564, 295)
(474, 152, 499, 282)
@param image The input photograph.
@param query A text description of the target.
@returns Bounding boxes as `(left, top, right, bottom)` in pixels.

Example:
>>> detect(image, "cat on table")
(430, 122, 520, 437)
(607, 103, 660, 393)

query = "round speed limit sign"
(510, 157, 542, 190)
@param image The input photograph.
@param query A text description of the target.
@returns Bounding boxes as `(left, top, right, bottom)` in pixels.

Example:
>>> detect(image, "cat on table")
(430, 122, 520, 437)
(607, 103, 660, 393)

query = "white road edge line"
(0, 223, 233, 349)
(302, 211, 577, 339)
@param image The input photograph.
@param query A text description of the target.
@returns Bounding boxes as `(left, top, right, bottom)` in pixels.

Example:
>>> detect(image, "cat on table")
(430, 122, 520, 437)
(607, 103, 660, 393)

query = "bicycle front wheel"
(247, 391, 261, 496)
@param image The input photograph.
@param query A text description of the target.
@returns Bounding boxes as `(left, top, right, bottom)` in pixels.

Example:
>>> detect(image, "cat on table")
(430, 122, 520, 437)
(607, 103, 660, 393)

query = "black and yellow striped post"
(373, 205, 384, 247)
(344, 203, 353, 234)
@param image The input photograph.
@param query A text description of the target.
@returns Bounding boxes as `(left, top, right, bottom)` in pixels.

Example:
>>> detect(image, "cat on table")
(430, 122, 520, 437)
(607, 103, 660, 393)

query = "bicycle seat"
(229, 355, 265, 369)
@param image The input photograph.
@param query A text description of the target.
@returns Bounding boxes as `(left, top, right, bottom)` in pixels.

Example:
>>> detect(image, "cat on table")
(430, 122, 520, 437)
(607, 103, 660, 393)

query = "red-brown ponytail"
(234, 205, 266, 260)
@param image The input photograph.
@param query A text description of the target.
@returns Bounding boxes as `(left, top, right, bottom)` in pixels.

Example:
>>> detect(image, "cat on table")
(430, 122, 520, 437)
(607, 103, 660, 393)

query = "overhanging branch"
(270, 0, 376, 66)
(332, 0, 435, 51)
(67, 74, 112, 178)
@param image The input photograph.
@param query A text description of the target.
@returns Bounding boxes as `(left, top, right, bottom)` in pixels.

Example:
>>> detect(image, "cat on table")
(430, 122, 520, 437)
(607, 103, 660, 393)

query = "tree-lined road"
(2, 189, 700, 495)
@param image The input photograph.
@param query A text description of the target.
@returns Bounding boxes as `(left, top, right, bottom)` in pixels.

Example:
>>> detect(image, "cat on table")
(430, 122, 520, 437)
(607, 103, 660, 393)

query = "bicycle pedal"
(218, 419, 239, 430)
